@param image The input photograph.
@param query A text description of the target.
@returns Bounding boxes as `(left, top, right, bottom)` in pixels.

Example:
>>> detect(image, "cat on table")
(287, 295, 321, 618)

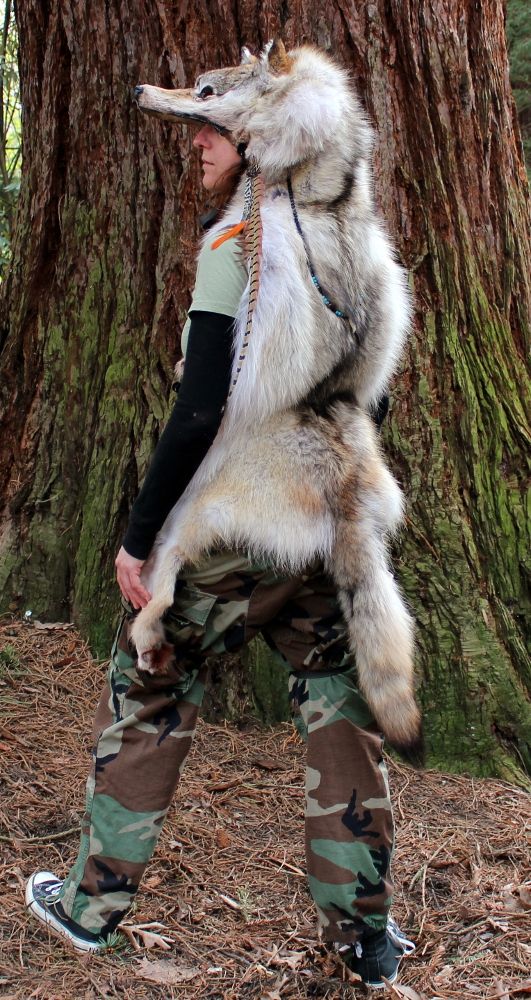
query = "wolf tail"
(329, 503, 422, 761)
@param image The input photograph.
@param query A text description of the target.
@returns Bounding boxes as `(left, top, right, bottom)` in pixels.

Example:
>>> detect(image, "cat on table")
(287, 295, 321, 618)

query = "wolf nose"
(134, 85, 144, 97)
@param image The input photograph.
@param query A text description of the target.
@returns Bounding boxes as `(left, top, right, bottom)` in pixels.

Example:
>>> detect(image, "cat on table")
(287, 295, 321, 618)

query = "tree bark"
(1, 0, 529, 782)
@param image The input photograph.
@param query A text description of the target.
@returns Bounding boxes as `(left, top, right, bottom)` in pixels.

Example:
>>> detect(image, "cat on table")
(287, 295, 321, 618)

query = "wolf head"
(135, 40, 373, 181)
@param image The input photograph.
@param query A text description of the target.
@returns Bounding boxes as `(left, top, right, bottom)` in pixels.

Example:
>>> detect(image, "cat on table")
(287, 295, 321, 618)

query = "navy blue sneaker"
(25, 871, 107, 953)
(337, 918, 415, 990)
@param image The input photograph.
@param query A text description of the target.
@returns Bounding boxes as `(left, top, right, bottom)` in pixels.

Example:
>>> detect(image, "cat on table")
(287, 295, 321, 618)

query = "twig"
(481, 986, 531, 1000)
(0, 825, 79, 844)
(408, 837, 455, 889)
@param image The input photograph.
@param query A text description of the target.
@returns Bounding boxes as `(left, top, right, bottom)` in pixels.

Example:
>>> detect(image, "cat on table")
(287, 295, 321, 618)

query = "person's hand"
(115, 546, 152, 609)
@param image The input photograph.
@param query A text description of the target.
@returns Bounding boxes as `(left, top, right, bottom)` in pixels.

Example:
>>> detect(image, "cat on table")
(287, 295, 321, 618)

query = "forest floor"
(0, 617, 530, 1000)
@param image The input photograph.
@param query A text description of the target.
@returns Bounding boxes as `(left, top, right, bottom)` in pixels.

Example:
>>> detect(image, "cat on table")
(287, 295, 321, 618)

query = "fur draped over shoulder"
(132, 42, 422, 757)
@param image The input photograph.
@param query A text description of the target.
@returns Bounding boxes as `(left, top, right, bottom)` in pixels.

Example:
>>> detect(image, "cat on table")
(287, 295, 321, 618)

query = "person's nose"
(193, 126, 210, 149)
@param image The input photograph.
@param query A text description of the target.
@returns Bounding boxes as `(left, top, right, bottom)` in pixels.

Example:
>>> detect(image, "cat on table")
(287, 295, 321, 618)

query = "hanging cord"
(287, 174, 358, 340)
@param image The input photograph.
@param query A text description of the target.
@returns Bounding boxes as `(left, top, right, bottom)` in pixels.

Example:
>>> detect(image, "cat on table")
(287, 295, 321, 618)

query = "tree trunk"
(1, 0, 529, 782)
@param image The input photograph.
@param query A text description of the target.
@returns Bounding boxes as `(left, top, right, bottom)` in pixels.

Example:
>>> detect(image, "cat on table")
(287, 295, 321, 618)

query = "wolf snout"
(133, 85, 144, 98)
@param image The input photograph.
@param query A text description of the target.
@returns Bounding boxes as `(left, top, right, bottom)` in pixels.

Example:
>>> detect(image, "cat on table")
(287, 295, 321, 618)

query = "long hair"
(203, 156, 246, 220)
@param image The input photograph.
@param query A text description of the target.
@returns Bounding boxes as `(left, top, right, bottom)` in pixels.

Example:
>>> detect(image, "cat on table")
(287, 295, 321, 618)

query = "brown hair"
(204, 156, 246, 218)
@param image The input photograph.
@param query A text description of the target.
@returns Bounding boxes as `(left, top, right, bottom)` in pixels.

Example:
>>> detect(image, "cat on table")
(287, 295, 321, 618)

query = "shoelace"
(37, 880, 63, 901)
(336, 918, 416, 959)
(387, 917, 416, 955)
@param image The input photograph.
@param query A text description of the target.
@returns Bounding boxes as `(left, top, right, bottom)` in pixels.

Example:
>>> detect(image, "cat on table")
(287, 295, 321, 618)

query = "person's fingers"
(116, 565, 151, 609)
(128, 572, 151, 609)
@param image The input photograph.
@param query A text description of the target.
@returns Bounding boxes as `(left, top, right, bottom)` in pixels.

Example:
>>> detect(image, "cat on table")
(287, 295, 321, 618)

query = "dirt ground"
(0, 618, 530, 1000)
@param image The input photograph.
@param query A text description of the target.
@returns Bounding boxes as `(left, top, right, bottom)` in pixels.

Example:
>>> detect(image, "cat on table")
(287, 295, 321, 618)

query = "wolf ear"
(261, 38, 291, 75)
(240, 46, 255, 65)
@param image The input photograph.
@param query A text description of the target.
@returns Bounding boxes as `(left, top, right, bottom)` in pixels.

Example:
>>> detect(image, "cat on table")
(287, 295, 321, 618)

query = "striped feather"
(228, 169, 264, 397)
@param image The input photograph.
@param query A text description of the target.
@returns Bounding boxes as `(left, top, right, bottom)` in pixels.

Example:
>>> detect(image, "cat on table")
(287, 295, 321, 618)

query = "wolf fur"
(133, 41, 421, 751)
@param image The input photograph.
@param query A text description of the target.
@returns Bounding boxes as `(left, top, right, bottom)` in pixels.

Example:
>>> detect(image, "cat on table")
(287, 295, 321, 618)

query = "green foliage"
(506, 0, 531, 175)
(0, 642, 19, 670)
(0, 0, 21, 276)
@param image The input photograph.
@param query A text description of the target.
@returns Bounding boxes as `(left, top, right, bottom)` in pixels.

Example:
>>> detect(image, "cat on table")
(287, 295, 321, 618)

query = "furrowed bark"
(0, 0, 529, 781)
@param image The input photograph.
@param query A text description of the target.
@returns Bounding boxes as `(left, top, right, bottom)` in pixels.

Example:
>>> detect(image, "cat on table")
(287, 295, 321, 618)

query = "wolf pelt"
(133, 41, 421, 751)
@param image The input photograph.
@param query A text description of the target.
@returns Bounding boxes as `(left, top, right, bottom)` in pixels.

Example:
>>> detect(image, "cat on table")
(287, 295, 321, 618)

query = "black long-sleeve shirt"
(122, 310, 234, 559)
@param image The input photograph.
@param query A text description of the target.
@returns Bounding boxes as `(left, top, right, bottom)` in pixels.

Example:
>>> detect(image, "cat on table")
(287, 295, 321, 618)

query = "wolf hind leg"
(329, 516, 421, 757)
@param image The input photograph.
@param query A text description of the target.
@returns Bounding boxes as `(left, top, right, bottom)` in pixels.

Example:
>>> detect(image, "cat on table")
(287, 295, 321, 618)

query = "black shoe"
(338, 919, 415, 990)
(25, 871, 107, 953)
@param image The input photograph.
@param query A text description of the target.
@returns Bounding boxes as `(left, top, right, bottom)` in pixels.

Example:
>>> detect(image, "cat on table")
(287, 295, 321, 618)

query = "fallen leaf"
(433, 964, 453, 986)
(215, 828, 231, 849)
(519, 884, 531, 910)
(495, 980, 510, 1000)
(383, 980, 426, 999)
(134, 957, 199, 984)
(252, 754, 285, 771)
(501, 888, 526, 913)
(263, 945, 306, 971)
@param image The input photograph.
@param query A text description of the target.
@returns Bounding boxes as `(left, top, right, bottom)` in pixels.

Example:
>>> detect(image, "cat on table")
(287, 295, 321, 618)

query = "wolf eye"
(199, 85, 214, 99)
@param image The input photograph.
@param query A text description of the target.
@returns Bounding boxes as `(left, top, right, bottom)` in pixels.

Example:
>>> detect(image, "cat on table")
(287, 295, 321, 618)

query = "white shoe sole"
(25, 872, 103, 953)
(363, 967, 399, 990)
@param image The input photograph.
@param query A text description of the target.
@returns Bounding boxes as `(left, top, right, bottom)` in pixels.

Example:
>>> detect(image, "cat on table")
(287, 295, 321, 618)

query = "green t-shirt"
(181, 235, 248, 358)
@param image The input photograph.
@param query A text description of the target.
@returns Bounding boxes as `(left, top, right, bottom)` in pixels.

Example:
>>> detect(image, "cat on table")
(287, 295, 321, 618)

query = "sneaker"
(387, 916, 416, 956)
(25, 871, 106, 953)
(337, 920, 415, 990)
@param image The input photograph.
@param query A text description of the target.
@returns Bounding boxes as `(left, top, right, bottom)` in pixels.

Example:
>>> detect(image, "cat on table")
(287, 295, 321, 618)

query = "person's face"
(193, 124, 241, 191)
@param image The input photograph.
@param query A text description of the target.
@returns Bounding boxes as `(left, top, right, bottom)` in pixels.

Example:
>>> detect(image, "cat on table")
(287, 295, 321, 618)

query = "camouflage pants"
(58, 563, 394, 946)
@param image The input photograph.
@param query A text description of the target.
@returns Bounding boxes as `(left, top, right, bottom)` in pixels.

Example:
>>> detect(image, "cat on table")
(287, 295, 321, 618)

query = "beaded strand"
(287, 174, 357, 334)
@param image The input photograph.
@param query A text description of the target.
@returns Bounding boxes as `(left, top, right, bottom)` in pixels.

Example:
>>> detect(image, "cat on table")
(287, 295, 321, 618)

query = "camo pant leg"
(58, 567, 393, 943)
(57, 571, 283, 938)
(57, 578, 253, 940)
(259, 571, 395, 944)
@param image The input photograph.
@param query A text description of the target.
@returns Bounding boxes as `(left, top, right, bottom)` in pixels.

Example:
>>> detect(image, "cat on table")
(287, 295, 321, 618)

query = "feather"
(211, 221, 247, 250)
(228, 169, 264, 397)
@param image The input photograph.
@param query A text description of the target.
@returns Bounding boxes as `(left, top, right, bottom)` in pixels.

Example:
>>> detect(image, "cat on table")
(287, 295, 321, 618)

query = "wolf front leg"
(130, 500, 230, 673)
(130, 545, 185, 673)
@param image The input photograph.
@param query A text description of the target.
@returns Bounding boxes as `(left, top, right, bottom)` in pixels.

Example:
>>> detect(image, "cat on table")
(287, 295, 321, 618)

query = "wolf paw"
(136, 642, 174, 675)
(130, 611, 166, 669)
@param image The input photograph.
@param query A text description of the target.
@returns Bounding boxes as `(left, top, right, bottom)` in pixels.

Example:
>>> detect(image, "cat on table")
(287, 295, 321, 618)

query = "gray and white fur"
(132, 41, 421, 752)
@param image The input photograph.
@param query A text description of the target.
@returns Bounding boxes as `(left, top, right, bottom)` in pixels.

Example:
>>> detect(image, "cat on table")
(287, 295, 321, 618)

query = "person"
(26, 50, 416, 990)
